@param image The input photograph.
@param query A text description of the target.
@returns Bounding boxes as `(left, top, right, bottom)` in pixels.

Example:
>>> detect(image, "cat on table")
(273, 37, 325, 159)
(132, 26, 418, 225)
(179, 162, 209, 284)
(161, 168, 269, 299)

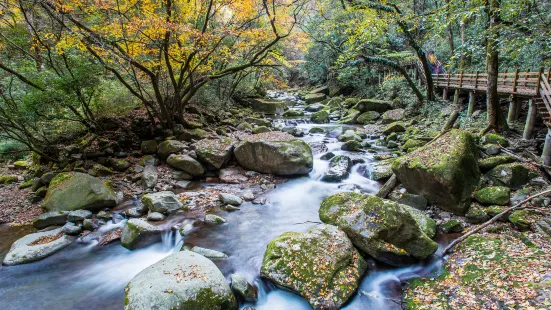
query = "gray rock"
(219, 193, 242, 206)
(179, 223, 194, 236)
(140, 140, 158, 155)
(67, 210, 92, 222)
(234, 132, 313, 176)
(82, 218, 98, 230)
(321, 155, 351, 182)
(172, 170, 193, 181)
(141, 165, 158, 189)
(124, 251, 237, 310)
(97, 210, 112, 221)
(173, 180, 192, 189)
(231, 274, 258, 302)
(142, 191, 183, 214)
(40, 172, 55, 185)
(120, 219, 163, 250)
(221, 204, 240, 211)
(205, 214, 226, 224)
(32, 211, 69, 229)
(242, 190, 255, 201)
(147, 212, 165, 221)
(2, 227, 75, 266)
(191, 246, 228, 258)
(388, 192, 428, 210)
(61, 222, 82, 235)
(157, 140, 186, 159)
(195, 138, 234, 170)
(125, 207, 146, 218)
(320, 152, 335, 161)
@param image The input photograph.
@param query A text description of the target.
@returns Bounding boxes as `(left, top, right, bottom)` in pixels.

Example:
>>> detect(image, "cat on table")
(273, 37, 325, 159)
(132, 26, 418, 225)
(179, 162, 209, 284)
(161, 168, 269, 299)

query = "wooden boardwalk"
(432, 68, 551, 125)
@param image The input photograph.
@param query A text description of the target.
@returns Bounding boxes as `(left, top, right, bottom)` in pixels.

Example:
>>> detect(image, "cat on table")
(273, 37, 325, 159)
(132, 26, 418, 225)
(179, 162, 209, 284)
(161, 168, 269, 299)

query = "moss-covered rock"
(341, 140, 362, 151)
(310, 110, 329, 124)
(236, 122, 253, 131)
(178, 128, 208, 142)
(244, 117, 271, 127)
(402, 139, 426, 152)
(14, 160, 29, 170)
(465, 203, 489, 224)
(121, 219, 162, 250)
(125, 251, 237, 310)
(356, 111, 380, 124)
(195, 138, 234, 170)
(283, 110, 304, 117)
(304, 93, 326, 104)
(392, 130, 480, 215)
(481, 133, 509, 147)
(382, 121, 406, 135)
(250, 98, 286, 115)
(233, 132, 313, 175)
(474, 186, 510, 205)
(337, 130, 362, 142)
(142, 191, 183, 214)
(478, 156, 515, 171)
(309, 127, 325, 134)
(157, 140, 185, 159)
(338, 108, 361, 124)
(440, 220, 464, 233)
(260, 224, 366, 309)
(166, 154, 204, 176)
(18, 179, 34, 189)
(319, 192, 437, 266)
(354, 99, 392, 113)
(382, 108, 405, 123)
(508, 210, 531, 231)
(140, 140, 158, 155)
(42, 172, 116, 212)
(0, 175, 18, 184)
(388, 192, 428, 210)
(486, 163, 538, 189)
(110, 158, 131, 172)
(252, 126, 271, 134)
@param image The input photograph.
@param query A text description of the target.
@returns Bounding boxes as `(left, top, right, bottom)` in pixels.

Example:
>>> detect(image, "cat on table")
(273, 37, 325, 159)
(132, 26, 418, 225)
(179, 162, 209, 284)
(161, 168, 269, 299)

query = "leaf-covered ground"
(404, 224, 551, 309)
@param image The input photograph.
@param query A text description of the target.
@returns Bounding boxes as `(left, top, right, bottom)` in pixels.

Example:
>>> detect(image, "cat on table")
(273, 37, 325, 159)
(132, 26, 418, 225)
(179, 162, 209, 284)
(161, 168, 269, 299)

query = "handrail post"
(436, 72, 439, 88)
(447, 72, 451, 88)
(459, 70, 463, 88)
(512, 68, 520, 94)
(536, 67, 544, 96)
(474, 71, 479, 90)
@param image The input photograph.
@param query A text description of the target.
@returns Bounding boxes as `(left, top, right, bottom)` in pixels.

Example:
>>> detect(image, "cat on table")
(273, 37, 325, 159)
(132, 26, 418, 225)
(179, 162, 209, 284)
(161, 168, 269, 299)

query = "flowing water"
(0, 92, 452, 309)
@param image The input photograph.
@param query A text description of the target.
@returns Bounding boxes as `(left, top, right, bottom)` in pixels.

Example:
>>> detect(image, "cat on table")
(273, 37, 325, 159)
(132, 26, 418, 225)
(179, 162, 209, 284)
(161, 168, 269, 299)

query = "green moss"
(478, 156, 515, 170)
(48, 173, 73, 190)
(474, 186, 510, 205)
(310, 110, 329, 124)
(440, 220, 463, 233)
(0, 175, 18, 184)
(482, 133, 509, 147)
(508, 210, 531, 231)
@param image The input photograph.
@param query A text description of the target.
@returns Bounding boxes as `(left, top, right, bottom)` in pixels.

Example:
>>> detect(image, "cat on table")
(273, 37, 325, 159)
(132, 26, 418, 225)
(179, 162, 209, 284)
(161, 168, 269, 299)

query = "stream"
(0, 92, 452, 309)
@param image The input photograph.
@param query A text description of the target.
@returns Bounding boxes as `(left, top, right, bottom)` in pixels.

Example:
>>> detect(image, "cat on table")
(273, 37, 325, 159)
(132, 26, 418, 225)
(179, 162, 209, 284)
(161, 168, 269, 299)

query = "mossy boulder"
(341, 140, 362, 151)
(283, 110, 304, 117)
(309, 127, 325, 134)
(440, 220, 464, 233)
(319, 192, 438, 266)
(42, 172, 116, 212)
(260, 224, 366, 309)
(321, 155, 351, 182)
(474, 186, 510, 205)
(233, 132, 313, 175)
(236, 122, 253, 131)
(465, 203, 489, 224)
(157, 140, 185, 159)
(110, 158, 131, 172)
(478, 155, 515, 171)
(310, 110, 329, 124)
(304, 93, 326, 104)
(250, 98, 285, 115)
(342, 98, 359, 108)
(402, 139, 426, 152)
(337, 130, 362, 142)
(0, 175, 18, 184)
(252, 126, 271, 134)
(195, 138, 234, 170)
(124, 251, 237, 310)
(357, 111, 381, 124)
(382, 121, 406, 135)
(388, 192, 428, 210)
(486, 163, 538, 189)
(32, 211, 69, 229)
(140, 140, 158, 155)
(120, 219, 163, 250)
(392, 130, 480, 215)
(354, 99, 392, 113)
(14, 160, 30, 170)
(338, 109, 361, 124)
(481, 133, 509, 147)
(166, 154, 204, 176)
(244, 117, 271, 127)
(508, 210, 531, 231)
(178, 128, 208, 142)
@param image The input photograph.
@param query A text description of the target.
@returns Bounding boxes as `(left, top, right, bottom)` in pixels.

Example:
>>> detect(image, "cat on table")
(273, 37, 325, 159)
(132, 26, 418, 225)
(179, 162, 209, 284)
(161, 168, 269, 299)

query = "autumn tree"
(37, 0, 306, 130)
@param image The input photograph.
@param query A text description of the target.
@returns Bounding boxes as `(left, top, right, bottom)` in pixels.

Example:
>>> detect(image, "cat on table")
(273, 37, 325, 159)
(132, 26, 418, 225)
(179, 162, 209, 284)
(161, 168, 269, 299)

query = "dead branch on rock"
(442, 189, 551, 255)
(376, 174, 398, 198)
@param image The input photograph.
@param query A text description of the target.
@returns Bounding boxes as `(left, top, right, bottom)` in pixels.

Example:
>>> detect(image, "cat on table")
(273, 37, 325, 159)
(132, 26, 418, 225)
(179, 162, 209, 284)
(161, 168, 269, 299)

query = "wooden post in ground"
(443, 88, 450, 100)
(523, 99, 536, 139)
(542, 128, 551, 166)
(468, 91, 476, 116)
(507, 96, 520, 124)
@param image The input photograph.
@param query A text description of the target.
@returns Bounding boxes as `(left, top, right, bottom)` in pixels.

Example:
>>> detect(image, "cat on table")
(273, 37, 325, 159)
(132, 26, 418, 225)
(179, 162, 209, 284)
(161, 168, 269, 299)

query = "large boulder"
(304, 93, 326, 104)
(261, 224, 366, 309)
(32, 211, 69, 229)
(2, 227, 75, 266)
(125, 251, 237, 309)
(357, 111, 380, 124)
(392, 130, 480, 215)
(354, 99, 392, 113)
(310, 110, 329, 124)
(42, 172, 116, 212)
(382, 108, 405, 123)
(120, 219, 162, 250)
(319, 193, 437, 266)
(233, 132, 313, 175)
(321, 155, 352, 182)
(166, 154, 205, 176)
(195, 138, 234, 170)
(141, 165, 158, 189)
(142, 191, 183, 214)
(250, 98, 285, 115)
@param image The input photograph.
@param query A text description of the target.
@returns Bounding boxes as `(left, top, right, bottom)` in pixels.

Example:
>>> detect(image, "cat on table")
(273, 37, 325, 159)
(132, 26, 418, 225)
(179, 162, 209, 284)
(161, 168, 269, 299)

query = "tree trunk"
(484, 0, 508, 133)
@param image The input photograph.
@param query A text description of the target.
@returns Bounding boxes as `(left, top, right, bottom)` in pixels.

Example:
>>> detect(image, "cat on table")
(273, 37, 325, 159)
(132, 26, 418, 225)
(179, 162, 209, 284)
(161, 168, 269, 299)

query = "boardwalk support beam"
(468, 91, 476, 116)
(523, 99, 537, 140)
(507, 97, 521, 124)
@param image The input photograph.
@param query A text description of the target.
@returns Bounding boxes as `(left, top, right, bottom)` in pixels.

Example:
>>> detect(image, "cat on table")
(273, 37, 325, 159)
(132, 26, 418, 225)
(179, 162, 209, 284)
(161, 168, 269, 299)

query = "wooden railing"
(433, 68, 551, 97)
(539, 70, 551, 116)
